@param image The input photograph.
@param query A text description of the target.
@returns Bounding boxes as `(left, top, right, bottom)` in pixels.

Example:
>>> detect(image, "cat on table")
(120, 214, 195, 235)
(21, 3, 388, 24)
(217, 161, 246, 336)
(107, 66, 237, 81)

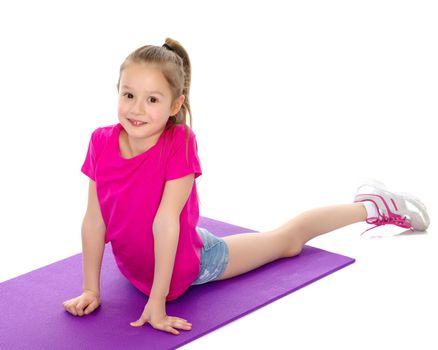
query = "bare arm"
(149, 222, 180, 300)
(149, 174, 195, 300)
(81, 179, 106, 296)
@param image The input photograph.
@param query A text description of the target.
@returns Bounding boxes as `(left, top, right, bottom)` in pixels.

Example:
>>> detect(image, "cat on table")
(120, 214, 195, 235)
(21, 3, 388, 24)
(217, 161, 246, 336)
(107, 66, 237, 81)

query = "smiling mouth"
(128, 118, 147, 126)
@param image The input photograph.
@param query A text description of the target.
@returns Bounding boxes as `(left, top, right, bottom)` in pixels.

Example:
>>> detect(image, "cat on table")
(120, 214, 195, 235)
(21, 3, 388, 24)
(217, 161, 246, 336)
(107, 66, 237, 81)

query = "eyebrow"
(121, 85, 165, 96)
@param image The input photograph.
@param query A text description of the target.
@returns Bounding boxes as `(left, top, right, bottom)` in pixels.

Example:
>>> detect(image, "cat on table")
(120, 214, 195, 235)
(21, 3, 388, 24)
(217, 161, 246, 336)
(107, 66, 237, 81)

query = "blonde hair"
(116, 38, 202, 208)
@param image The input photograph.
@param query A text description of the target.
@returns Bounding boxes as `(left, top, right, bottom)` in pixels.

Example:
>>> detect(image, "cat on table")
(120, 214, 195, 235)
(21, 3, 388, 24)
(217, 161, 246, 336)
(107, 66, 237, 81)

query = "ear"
(170, 95, 185, 116)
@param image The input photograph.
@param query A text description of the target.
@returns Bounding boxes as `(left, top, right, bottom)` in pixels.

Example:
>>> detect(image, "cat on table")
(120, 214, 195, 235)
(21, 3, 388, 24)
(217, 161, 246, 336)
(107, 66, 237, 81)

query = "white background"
(0, 1, 436, 349)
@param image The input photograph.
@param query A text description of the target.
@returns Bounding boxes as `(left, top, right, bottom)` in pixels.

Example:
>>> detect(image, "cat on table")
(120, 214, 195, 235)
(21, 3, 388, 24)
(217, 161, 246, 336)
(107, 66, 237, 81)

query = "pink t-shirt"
(81, 121, 203, 301)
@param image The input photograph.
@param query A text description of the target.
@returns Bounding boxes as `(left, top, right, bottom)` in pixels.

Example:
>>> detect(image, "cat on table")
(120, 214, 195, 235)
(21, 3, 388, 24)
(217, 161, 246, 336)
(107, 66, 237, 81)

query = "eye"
(122, 93, 158, 103)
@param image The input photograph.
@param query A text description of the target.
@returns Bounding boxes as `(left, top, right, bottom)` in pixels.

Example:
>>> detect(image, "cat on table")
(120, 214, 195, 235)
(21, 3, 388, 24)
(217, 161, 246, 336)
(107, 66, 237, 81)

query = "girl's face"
(117, 62, 184, 138)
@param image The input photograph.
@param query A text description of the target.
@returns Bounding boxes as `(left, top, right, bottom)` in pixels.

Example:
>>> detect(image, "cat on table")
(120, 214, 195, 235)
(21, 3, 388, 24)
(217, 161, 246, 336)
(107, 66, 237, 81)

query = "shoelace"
(360, 212, 414, 237)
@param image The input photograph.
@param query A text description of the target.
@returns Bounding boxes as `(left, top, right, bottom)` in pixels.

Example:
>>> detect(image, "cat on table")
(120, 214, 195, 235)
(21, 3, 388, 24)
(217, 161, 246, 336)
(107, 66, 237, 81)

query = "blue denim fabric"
(191, 227, 229, 285)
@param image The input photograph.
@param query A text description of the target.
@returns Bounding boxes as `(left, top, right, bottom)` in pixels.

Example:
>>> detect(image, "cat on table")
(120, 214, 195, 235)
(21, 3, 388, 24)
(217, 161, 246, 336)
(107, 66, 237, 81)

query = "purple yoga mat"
(0, 216, 355, 349)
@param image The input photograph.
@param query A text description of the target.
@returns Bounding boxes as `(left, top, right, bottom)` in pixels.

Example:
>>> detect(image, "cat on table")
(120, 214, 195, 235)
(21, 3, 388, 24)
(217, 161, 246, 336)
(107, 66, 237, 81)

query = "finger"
(167, 319, 191, 332)
(83, 303, 95, 315)
(64, 299, 74, 307)
(130, 319, 145, 327)
(178, 318, 190, 325)
(169, 316, 185, 323)
(175, 322, 192, 330)
(172, 316, 190, 323)
(68, 305, 77, 316)
(87, 299, 100, 314)
(76, 302, 85, 316)
(170, 317, 192, 328)
(165, 326, 179, 335)
(64, 301, 75, 315)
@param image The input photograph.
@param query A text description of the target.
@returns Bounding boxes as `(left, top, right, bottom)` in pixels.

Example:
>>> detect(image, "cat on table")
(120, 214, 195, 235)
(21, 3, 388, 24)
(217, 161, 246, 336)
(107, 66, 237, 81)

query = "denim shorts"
(191, 227, 229, 285)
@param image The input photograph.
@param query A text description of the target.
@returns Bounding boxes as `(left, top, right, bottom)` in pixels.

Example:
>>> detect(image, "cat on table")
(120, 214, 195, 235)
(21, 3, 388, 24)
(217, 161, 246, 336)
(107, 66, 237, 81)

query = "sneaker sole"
(399, 191, 430, 231)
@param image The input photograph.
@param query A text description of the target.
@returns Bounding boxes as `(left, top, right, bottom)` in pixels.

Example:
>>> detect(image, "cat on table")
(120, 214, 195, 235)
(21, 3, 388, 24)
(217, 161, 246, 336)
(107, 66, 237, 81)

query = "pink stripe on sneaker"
(355, 193, 392, 215)
(354, 193, 412, 231)
(391, 198, 398, 211)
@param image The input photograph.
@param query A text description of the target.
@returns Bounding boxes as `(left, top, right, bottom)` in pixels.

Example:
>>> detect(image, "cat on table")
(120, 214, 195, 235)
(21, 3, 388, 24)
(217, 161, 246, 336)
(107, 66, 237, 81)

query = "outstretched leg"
(277, 202, 368, 252)
(216, 202, 367, 281)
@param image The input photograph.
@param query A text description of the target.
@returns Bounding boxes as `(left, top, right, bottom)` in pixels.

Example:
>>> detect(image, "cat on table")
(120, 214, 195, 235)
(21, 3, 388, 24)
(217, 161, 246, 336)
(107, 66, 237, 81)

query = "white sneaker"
(354, 179, 430, 232)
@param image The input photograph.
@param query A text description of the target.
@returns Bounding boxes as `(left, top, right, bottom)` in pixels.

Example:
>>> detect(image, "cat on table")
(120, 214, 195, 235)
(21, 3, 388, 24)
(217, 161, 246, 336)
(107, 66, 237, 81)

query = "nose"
(130, 98, 145, 115)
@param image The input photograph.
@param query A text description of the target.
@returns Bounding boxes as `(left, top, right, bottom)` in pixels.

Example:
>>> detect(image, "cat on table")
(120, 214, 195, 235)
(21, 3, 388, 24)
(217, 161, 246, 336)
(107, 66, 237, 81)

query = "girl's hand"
(63, 290, 101, 316)
(130, 297, 192, 335)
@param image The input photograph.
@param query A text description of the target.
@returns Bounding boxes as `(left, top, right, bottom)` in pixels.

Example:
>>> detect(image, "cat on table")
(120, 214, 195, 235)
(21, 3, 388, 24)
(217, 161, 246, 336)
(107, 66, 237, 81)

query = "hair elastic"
(162, 43, 174, 51)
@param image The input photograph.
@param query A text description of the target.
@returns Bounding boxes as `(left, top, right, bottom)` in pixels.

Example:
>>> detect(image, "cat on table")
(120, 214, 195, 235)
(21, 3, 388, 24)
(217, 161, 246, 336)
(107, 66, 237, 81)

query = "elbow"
(152, 216, 180, 235)
(82, 221, 106, 236)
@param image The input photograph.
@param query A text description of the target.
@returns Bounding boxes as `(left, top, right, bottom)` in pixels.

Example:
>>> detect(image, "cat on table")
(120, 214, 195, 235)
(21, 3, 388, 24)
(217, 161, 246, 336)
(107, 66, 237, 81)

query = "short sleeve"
(81, 128, 101, 181)
(165, 127, 202, 181)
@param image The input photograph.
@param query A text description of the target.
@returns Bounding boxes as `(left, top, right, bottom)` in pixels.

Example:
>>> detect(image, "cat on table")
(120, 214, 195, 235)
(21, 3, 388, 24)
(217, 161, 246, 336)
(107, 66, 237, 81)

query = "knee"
(283, 239, 303, 258)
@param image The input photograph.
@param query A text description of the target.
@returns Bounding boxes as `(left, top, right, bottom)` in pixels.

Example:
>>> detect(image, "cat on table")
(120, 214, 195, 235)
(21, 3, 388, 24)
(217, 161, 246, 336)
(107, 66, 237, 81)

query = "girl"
(62, 38, 430, 336)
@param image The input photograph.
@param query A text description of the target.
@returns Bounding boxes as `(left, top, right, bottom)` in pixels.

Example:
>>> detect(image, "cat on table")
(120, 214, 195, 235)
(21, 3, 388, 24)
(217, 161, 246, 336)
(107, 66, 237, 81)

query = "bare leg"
(217, 202, 367, 281)
(277, 202, 367, 253)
